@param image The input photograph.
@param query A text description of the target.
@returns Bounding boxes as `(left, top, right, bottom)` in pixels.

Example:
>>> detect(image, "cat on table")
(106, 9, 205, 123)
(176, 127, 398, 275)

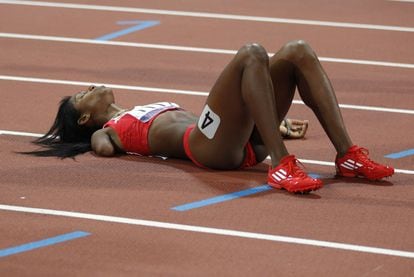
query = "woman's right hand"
(280, 118, 309, 139)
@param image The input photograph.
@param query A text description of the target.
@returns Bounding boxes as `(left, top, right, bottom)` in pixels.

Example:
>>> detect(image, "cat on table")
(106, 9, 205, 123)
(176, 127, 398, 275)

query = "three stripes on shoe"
(271, 169, 292, 182)
(339, 159, 362, 171)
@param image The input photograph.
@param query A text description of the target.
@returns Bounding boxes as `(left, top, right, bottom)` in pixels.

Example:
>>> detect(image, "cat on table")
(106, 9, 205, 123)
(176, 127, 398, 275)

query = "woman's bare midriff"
(148, 110, 198, 158)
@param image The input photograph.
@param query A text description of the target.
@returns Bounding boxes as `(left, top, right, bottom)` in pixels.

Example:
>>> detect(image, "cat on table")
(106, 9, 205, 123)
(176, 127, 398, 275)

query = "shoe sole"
(336, 170, 394, 181)
(268, 182, 323, 193)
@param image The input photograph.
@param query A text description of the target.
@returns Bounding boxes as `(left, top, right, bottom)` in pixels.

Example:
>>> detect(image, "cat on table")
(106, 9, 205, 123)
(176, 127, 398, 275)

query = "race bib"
(127, 102, 179, 122)
(198, 104, 221, 139)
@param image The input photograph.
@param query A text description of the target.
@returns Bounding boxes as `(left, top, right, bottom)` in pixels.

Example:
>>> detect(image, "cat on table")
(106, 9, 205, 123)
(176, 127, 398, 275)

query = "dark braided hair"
(23, 96, 99, 158)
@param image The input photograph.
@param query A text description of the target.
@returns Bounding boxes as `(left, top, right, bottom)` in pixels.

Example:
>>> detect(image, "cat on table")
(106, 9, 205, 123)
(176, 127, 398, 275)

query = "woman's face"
(71, 85, 115, 125)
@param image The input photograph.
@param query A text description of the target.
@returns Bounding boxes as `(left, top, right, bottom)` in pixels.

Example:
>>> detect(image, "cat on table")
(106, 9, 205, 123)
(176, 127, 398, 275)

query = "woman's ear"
(77, 113, 91, 125)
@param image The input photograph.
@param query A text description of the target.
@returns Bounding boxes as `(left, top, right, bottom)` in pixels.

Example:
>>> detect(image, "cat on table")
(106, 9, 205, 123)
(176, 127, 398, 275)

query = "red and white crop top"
(103, 102, 180, 155)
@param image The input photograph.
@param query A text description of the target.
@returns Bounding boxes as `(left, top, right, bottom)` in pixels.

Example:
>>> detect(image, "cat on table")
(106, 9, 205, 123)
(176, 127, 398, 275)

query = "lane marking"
(0, 74, 208, 96)
(173, 173, 324, 211)
(0, 231, 90, 258)
(0, 204, 413, 259)
(0, 130, 43, 137)
(95, 20, 160, 41)
(308, 173, 323, 179)
(1, 32, 414, 69)
(172, 185, 273, 211)
(0, 0, 414, 32)
(1, 75, 414, 115)
(297, 158, 414, 175)
(385, 148, 414, 159)
(1, 128, 413, 175)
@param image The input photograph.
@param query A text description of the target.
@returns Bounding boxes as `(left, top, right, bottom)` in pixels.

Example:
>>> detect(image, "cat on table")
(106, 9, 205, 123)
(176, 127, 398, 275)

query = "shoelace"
(287, 158, 308, 178)
(353, 147, 381, 166)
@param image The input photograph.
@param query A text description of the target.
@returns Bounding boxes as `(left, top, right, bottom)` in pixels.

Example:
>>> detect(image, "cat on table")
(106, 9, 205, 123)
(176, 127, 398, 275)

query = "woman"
(28, 40, 394, 193)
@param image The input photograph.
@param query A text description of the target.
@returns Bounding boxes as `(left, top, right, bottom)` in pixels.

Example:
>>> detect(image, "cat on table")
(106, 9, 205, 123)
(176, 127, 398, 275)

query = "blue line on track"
(95, 20, 160, 41)
(385, 148, 414, 159)
(172, 173, 324, 211)
(172, 185, 273, 211)
(308, 173, 322, 179)
(0, 231, 90, 258)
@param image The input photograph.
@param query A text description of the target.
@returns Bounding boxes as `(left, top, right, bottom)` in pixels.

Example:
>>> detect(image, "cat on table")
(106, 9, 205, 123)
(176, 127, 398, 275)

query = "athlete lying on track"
(26, 40, 394, 193)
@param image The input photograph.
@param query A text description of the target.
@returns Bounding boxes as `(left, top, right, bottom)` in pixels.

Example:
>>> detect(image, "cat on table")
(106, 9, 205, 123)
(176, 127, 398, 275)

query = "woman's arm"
(91, 128, 116, 157)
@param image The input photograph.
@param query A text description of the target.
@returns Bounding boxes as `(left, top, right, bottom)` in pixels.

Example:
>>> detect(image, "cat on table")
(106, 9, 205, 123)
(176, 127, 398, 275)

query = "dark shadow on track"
(117, 155, 324, 199)
(322, 176, 394, 187)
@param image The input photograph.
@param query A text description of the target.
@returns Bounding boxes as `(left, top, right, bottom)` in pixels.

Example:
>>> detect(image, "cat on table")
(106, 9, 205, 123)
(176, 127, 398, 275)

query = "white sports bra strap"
(127, 102, 180, 122)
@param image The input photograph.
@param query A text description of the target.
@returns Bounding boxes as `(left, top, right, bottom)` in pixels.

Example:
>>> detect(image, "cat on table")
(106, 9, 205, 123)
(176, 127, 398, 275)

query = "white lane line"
(298, 159, 414, 175)
(0, 0, 413, 32)
(0, 130, 43, 137)
(0, 204, 413, 259)
(0, 74, 208, 96)
(1, 74, 414, 115)
(388, 0, 414, 3)
(328, 103, 414, 114)
(1, 33, 414, 69)
(2, 129, 413, 175)
(0, 33, 237, 55)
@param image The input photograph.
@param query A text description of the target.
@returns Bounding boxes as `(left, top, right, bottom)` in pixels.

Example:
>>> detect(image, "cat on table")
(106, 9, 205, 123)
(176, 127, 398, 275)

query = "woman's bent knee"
(281, 40, 317, 65)
(236, 43, 270, 66)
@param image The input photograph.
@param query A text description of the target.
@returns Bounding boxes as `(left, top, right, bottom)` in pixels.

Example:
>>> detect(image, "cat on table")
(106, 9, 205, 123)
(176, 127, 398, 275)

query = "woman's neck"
(92, 104, 127, 127)
(107, 103, 127, 119)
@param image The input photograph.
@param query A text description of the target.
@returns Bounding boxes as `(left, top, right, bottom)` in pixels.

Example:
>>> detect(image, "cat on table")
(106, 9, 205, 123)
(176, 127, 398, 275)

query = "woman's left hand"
(280, 118, 309, 139)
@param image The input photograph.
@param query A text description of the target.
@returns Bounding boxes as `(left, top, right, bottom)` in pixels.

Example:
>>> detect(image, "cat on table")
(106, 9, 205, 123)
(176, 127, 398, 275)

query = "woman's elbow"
(93, 144, 115, 157)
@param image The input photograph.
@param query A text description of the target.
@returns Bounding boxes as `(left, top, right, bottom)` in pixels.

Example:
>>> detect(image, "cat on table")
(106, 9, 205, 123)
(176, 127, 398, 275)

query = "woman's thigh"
(269, 42, 299, 119)
(189, 48, 257, 169)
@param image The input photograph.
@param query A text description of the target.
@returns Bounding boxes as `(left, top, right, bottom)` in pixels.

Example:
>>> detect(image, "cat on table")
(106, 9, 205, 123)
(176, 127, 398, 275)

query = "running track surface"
(0, 0, 413, 276)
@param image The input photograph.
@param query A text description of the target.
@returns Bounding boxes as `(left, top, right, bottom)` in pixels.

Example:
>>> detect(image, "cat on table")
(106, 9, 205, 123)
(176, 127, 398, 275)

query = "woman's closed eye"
(76, 91, 87, 101)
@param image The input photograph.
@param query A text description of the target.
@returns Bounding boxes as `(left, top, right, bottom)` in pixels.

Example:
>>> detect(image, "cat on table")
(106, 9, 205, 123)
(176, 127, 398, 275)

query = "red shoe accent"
(267, 155, 323, 193)
(335, 145, 394, 180)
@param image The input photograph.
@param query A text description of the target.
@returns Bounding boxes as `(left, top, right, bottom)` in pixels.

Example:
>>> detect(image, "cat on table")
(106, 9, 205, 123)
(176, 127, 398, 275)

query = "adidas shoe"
(268, 155, 323, 193)
(335, 145, 394, 180)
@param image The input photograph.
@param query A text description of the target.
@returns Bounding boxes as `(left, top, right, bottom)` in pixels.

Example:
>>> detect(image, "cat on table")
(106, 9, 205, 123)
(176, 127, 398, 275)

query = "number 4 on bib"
(201, 111, 214, 129)
(198, 105, 221, 139)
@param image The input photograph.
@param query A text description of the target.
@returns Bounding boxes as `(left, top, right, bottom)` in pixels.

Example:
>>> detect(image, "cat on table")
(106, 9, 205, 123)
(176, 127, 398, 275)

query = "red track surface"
(1, 0, 413, 275)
